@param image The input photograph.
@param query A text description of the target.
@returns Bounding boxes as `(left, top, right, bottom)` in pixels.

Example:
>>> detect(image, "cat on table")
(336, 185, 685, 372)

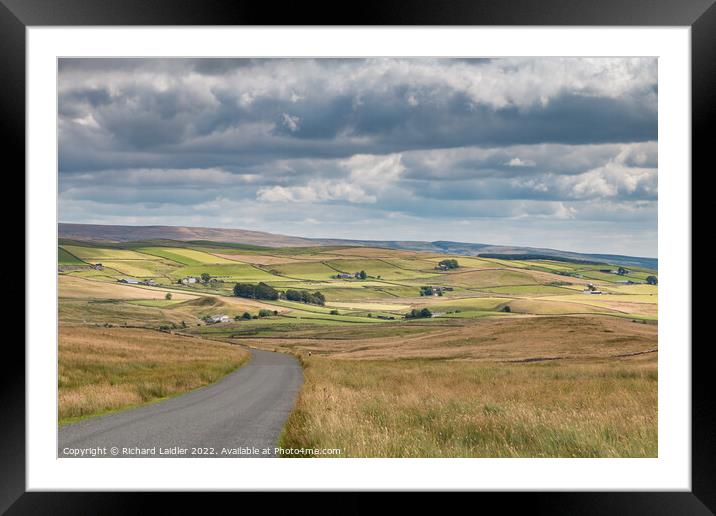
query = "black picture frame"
(4, 0, 709, 512)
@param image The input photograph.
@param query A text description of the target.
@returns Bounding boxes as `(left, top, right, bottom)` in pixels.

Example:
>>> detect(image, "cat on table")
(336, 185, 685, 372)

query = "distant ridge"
(58, 223, 315, 247)
(58, 223, 657, 270)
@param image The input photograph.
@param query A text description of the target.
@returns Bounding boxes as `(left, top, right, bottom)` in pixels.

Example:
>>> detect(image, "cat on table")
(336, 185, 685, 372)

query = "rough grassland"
(280, 354, 657, 457)
(58, 326, 250, 424)
(251, 316, 656, 361)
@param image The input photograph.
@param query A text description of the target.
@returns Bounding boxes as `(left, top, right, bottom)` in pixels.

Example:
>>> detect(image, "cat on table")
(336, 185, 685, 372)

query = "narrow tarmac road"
(58, 348, 302, 457)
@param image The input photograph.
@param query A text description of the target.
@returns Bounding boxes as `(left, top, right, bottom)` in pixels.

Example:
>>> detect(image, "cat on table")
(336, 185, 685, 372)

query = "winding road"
(58, 348, 303, 458)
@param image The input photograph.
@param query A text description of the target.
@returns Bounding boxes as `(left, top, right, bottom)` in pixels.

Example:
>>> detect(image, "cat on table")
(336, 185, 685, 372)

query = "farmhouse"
(141, 279, 157, 286)
(432, 286, 453, 295)
(118, 278, 140, 285)
(582, 282, 603, 294)
(90, 263, 104, 270)
(181, 276, 198, 284)
(336, 273, 353, 279)
(436, 263, 449, 271)
(206, 314, 230, 324)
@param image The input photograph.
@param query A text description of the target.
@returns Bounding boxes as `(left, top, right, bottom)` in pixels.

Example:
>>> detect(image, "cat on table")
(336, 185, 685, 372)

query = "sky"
(58, 58, 657, 257)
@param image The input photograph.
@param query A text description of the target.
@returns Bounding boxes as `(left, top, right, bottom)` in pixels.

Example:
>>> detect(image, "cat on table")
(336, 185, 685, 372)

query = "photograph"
(56, 56, 658, 459)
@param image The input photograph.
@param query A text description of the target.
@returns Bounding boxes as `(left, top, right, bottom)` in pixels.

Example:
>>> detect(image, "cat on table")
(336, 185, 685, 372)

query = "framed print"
(6, 0, 712, 512)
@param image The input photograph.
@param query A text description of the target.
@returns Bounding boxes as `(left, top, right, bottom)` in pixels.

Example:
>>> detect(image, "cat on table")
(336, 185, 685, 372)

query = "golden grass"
(280, 354, 657, 457)
(507, 298, 617, 315)
(325, 301, 412, 311)
(250, 316, 657, 361)
(268, 315, 658, 457)
(58, 326, 250, 424)
(59, 275, 197, 301)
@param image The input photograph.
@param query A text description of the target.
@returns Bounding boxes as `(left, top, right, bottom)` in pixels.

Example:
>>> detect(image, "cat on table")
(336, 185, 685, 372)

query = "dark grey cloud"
(58, 57, 658, 256)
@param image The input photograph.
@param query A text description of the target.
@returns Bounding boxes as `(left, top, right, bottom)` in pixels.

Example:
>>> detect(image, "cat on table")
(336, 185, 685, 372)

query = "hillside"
(58, 237, 658, 456)
(58, 223, 315, 247)
(59, 223, 657, 270)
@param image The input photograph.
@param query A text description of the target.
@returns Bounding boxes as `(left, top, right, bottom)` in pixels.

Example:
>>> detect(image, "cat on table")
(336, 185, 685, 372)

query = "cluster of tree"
(646, 275, 658, 285)
(233, 282, 279, 300)
(617, 267, 629, 276)
(234, 309, 278, 321)
(437, 259, 459, 269)
(358, 270, 367, 280)
(405, 308, 432, 319)
(419, 286, 443, 296)
(285, 289, 326, 306)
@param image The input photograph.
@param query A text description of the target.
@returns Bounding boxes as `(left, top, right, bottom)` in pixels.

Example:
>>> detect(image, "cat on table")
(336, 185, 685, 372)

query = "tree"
(646, 275, 658, 285)
(234, 283, 256, 298)
(438, 259, 459, 270)
(233, 282, 278, 300)
(285, 288, 325, 306)
(420, 286, 434, 296)
(617, 267, 628, 276)
(359, 270, 367, 280)
(165, 292, 172, 300)
(201, 272, 211, 283)
(501, 305, 512, 313)
(285, 289, 302, 302)
(405, 308, 432, 319)
(242, 312, 252, 320)
(258, 309, 272, 318)
(330, 309, 339, 315)
(255, 282, 279, 300)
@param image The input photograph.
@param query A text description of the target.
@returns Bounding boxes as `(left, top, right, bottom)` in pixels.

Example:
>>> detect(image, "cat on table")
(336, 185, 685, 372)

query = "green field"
(324, 258, 437, 280)
(137, 246, 238, 265)
(266, 261, 339, 280)
(59, 247, 86, 265)
(62, 245, 160, 261)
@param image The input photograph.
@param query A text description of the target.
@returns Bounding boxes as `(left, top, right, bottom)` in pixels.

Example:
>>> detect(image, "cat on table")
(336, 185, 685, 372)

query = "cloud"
(257, 182, 375, 204)
(280, 113, 301, 132)
(505, 157, 536, 167)
(256, 154, 404, 204)
(57, 57, 658, 256)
